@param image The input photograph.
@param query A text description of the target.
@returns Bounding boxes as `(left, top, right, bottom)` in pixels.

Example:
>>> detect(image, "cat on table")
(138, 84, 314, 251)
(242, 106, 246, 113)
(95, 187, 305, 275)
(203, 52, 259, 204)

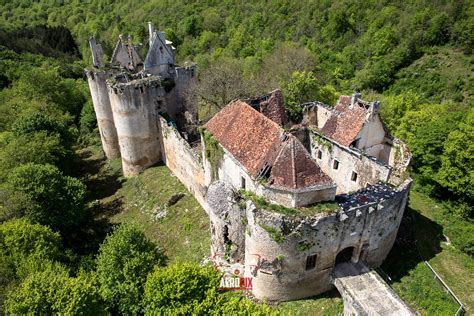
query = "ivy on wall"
(199, 128, 224, 180)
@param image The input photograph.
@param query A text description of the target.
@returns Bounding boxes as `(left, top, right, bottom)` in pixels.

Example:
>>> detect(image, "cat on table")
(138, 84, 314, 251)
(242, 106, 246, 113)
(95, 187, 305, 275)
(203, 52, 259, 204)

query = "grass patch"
(381, 189, 474, 314)
(261, 225, 286, 243)
(78, 144, 211, 265)
(239, 190, 339, 217)
(109, 166, 211, 264)
(275, 290, 343, 315)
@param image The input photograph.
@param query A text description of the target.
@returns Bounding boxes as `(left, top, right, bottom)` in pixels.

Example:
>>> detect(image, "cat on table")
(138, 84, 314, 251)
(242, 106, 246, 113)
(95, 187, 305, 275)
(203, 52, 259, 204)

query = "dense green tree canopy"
(96, 224, 166, 314)
(2, 163, 86, 233)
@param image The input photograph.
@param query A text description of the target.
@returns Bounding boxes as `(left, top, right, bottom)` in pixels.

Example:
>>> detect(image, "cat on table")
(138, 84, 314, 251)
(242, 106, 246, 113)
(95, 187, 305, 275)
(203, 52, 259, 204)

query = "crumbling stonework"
(86, 23, 197, 177)
(87, 24, 413, 312)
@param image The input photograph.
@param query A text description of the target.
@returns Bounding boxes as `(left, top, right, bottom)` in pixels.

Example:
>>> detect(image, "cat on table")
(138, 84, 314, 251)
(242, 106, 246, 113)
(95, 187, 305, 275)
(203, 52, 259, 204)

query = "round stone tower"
(85, 70, 121, 159)
(108, 76, 164, 177)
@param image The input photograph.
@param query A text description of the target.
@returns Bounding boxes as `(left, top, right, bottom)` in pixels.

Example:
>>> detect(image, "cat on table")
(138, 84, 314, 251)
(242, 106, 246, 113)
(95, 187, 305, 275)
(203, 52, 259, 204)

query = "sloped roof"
(205, 100, 333, 190)
(205, 100, 283, 176)
(269, 136, 333, 189)
(319, 96, 367, 147)
(110, 35, 143, 71)
(246, 89, 288, 126)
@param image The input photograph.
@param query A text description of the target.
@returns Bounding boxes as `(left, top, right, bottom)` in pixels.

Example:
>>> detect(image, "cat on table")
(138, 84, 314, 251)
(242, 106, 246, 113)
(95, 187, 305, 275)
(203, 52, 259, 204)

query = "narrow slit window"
(333, 160, 339, 170)
(241, 177, 246, 189)
(317, 150, 322, 159)
(351, 171, 358, 182)
(306, 254, 317, 270)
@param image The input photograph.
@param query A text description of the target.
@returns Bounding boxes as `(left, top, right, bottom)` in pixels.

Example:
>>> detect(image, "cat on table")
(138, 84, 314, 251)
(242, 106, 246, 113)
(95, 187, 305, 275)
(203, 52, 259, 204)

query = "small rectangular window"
(306, 254, 317, 270)
(333, 160, 339, 170)
(351, 171, 358, 182)
(317, 150, 322, 159)
(241, 177, 246, 189)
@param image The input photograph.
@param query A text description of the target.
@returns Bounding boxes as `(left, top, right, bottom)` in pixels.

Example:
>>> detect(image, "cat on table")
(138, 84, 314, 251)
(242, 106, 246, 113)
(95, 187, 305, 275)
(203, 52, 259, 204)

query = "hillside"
(0, 0, 472, 314)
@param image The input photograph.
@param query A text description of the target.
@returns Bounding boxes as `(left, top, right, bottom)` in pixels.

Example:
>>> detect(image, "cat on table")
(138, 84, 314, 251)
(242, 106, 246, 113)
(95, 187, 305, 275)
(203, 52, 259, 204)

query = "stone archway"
(335, 246, 355, 265)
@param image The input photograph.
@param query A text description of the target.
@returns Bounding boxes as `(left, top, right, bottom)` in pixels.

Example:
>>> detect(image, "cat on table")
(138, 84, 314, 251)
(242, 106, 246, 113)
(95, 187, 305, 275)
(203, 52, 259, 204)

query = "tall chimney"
(148, 22, 155, 47)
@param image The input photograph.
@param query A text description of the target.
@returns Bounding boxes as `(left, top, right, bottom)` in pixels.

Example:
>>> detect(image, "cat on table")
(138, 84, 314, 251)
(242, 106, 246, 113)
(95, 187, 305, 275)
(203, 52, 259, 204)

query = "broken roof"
(205, 100, 333, 190)
(319, 96, 367, 147)
(245, 89, 288, 126)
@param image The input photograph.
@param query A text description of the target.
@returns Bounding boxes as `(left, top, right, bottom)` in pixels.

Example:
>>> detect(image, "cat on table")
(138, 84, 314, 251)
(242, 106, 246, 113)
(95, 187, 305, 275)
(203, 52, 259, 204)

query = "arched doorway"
(335, 246, 355, 265)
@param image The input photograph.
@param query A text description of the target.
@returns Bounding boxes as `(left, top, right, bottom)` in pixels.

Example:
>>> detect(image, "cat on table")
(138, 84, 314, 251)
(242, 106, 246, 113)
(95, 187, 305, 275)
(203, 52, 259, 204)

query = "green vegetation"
(276, 290, 344, 315)
(145, 262, 272, 314)
(2, 163, 86, 236)
(262, 225, 286, 244)
(109, 164, 211, 263)
(381, 190, 474, 314)
(4, 265, 104, 315)
(96, 224, 166, 314)
(200, 128, 224, 179)
(0, 0, 472, 313)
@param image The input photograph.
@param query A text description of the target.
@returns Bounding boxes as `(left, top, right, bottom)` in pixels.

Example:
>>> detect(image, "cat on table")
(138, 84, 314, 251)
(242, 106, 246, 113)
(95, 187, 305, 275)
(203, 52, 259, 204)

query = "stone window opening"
(223, 225, 231, 246)
(241, 176, 246, 189)
(306, 254, 317, 270)
(333, 159, 339, 170)
(317, 150, 322, 159)
(351, 138, 360, 148)
(351, 171, 358, 182)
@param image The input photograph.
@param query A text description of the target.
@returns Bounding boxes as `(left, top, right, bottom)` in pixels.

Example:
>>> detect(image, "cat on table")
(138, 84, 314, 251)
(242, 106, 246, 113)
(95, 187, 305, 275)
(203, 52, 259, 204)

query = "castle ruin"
(87, 23, 413, 315)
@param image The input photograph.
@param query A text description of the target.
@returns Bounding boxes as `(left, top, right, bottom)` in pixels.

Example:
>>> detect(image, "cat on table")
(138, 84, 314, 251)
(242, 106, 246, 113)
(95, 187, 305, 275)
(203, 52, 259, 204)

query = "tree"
(143, 262, 221, 314)
(96, 224, 166, 314)
(4, 264, 105, 315)
(144, 262, 272, 315)
(397, 103, 467, 193)
(0, 218, 61, 261)
(1, 163, 86, 234)
(436, 109, 474, 206)
(0, 219, 62, 299)
(283, 71, 337, 122)
(191, 57, 251, 110)
(12, 112, 74, 149)
(0, 131, 68, 181)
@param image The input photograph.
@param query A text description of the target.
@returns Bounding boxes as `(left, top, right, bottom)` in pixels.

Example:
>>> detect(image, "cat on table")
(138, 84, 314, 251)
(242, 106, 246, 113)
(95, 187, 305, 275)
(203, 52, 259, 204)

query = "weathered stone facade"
(87, 23, 413, 312)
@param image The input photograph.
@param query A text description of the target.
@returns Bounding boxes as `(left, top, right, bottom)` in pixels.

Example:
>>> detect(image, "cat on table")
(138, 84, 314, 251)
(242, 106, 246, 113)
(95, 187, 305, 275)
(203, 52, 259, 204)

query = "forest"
(0, 0, 472, 314)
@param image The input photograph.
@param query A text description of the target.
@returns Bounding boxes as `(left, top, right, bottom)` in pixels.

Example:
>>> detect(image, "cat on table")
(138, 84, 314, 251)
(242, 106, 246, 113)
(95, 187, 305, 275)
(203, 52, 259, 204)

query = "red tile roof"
(269, 136, 333, 189)
(205, 100, 333, 190)
(320, 96, 367, 147)
(205, 100, 283, 176)
(246, 89, 288, 126)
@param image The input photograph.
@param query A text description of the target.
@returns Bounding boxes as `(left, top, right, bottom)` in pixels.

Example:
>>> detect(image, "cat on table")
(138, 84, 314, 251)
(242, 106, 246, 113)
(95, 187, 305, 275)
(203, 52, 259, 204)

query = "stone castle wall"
(244, 179, 411, 301)
(158, 117, 208, 209)
(309, 130, 392, 194)
(108, 78, 164, 177)
(85, 70, 121, 159)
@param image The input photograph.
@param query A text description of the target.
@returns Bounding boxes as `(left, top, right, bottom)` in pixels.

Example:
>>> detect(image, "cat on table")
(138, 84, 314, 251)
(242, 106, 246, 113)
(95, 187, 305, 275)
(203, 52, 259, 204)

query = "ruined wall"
(355, 115, 386, 150)
(310, 131, 391, 194)
(258, 185, 336, 208)
(108, 77, 164, 176)
(85, 70, 121, 159)
(208, 149, 335, 208)
(159, 117, 208, 207)
(243, 179, 411, 301)
(207, 181, 246, 263)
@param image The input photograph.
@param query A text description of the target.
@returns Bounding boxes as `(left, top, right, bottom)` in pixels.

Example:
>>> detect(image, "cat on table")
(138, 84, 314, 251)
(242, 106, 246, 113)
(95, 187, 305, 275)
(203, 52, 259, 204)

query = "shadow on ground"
(381, 198, 444, 282)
